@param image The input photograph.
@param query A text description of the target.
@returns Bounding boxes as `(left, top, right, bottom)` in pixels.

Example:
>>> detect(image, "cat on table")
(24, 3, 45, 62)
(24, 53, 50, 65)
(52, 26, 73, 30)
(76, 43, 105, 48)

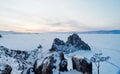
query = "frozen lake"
(0, 34, 120, 51)
(0, 33, 120, 74)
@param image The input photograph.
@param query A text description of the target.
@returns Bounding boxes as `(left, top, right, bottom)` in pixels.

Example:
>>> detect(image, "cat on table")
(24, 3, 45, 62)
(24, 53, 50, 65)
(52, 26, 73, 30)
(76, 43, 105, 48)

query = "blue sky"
(0, 0, 120, 32)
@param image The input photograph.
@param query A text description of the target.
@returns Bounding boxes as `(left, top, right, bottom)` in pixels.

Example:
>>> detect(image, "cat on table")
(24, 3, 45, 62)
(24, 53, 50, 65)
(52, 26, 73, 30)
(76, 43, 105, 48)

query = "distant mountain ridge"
(0, 31, 34, 35)
(0, 30, 120, 34)
(79, 30, 120, 34)
(55, 30, 120, 34)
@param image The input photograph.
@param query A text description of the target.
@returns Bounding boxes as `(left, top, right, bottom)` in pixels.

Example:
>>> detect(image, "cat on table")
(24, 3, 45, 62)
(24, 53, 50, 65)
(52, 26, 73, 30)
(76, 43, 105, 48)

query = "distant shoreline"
(0, 30, 120, 34)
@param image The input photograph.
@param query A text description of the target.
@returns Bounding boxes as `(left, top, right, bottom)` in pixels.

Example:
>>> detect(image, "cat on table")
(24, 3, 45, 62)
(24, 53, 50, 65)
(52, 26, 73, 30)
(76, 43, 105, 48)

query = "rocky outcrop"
(66, 33, 91, 50)
(22, 52, 68, 74)
(0, 34, 2, 38)
(66, 33, 82, 46)
(0, 46, 30, 60)
(34, 53, 68, 74)
(50, 33, 91, 53)
(0, 46, 51, 73)
(0, 64, 12, 74)
(0, 46, 30, 70)
(59, 52, 68, 72)
(27, 54, 56, 74)
(50, 38, 65, 51)
(72, 55, 92, 74)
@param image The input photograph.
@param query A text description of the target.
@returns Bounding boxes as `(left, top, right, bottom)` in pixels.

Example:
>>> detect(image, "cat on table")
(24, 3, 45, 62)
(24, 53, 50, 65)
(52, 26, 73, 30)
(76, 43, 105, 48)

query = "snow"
(73, 55, 84, 59)
(0, 64, 6, 70)
(61, 70, 82, 74)
(0, 33, 120, 74)
(0, 53, 21, 74)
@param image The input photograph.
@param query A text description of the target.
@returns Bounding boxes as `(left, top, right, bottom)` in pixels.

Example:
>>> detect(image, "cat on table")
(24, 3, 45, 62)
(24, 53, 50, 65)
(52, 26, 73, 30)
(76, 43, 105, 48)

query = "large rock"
(0, 64, 12, 74)
(32, 54, 56, 74)
(50, 38, 65, 51)
(66, 33, 82, 46)
(59, 52, 68, 72)
(0, 34, 2, 38)
(50, 33, 91, 53)
(66, 33, 91, 50)
(72, 55, 92, 74)
(53, 38, 65, 45)
(23, 52, 68, 74)
(42, 55, 56, 74)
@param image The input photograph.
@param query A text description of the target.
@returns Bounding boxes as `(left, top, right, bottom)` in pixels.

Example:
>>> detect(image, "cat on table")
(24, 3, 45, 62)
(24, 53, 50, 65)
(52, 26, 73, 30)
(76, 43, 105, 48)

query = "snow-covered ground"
(0, 33, 120, 74)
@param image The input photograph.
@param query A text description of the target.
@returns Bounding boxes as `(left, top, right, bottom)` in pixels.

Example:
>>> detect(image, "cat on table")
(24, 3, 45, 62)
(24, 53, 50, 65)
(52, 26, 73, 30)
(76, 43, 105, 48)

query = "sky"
(0, 0, 120, 33)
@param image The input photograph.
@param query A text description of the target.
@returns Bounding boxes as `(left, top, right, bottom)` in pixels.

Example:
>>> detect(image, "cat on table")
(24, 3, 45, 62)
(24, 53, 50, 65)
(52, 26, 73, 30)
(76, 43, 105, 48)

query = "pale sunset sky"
(0, 0, 120, 33)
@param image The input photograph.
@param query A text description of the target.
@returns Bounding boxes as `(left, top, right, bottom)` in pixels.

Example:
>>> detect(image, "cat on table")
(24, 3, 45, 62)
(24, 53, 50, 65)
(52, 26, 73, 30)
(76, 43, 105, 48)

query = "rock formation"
(22, 52, 68, 74)
(0, 34, 2, 38)
(72, 55, 92, 74)
(50, 33, 91, 53)
(50, 38, 65, 51)
(0, 46, 30, 70)
(0, 64, 12, 74)
(59, 52, 68, 72)
(66, 33, 91, 50)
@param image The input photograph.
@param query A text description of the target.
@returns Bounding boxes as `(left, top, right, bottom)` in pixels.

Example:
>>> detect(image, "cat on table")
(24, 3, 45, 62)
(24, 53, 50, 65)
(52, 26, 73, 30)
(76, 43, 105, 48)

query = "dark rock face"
(0, 64, 12, 74)
(53, 38, 65, 45)
(66, 33, 82, 47)
(50, 38, 65, 51)
(33, 55, 56, 74)
(59, 52, 68, 72)
(50, 33, 91, 53)
(66, 33, 91, 50)
(72, 56, 92, 74)
(42, 55, 56, 74)
(0, 34, 2, 38)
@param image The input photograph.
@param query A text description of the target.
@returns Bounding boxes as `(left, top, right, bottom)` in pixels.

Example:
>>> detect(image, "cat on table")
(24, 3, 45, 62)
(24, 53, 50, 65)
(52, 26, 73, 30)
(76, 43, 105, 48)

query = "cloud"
(43, 19, 95, 32)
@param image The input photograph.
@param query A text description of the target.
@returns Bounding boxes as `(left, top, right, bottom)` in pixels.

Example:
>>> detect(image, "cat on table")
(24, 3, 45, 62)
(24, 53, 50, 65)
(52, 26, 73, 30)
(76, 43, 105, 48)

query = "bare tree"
(90, 53, 110, 74)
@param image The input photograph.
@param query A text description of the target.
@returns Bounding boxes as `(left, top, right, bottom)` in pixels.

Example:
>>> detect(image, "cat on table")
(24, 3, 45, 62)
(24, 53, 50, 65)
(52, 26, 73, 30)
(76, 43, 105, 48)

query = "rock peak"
(54, 38, 65, 45)
(66, 33, 81, 46)
(50, 33, 91, 53)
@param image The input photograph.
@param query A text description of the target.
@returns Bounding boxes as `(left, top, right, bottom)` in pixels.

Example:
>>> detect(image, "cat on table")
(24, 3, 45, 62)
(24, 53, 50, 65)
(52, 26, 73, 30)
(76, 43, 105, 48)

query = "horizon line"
(0, 29, 120, 34)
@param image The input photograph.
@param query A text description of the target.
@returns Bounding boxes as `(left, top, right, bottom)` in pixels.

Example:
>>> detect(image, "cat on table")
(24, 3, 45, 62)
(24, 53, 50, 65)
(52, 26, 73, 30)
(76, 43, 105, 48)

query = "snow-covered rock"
(0, 46, 31, 70)
(66, 33, 91, 50)
(0, 64, 12, 74)
(50, 33, 91, 53)
(50, 38, 65, 51)
(0, 46, 30, 60)
(22, 52, 69, 74)
(59, 52, 68, 72)
(72, 55, 92, 74)
(0, 46, 44, 73)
